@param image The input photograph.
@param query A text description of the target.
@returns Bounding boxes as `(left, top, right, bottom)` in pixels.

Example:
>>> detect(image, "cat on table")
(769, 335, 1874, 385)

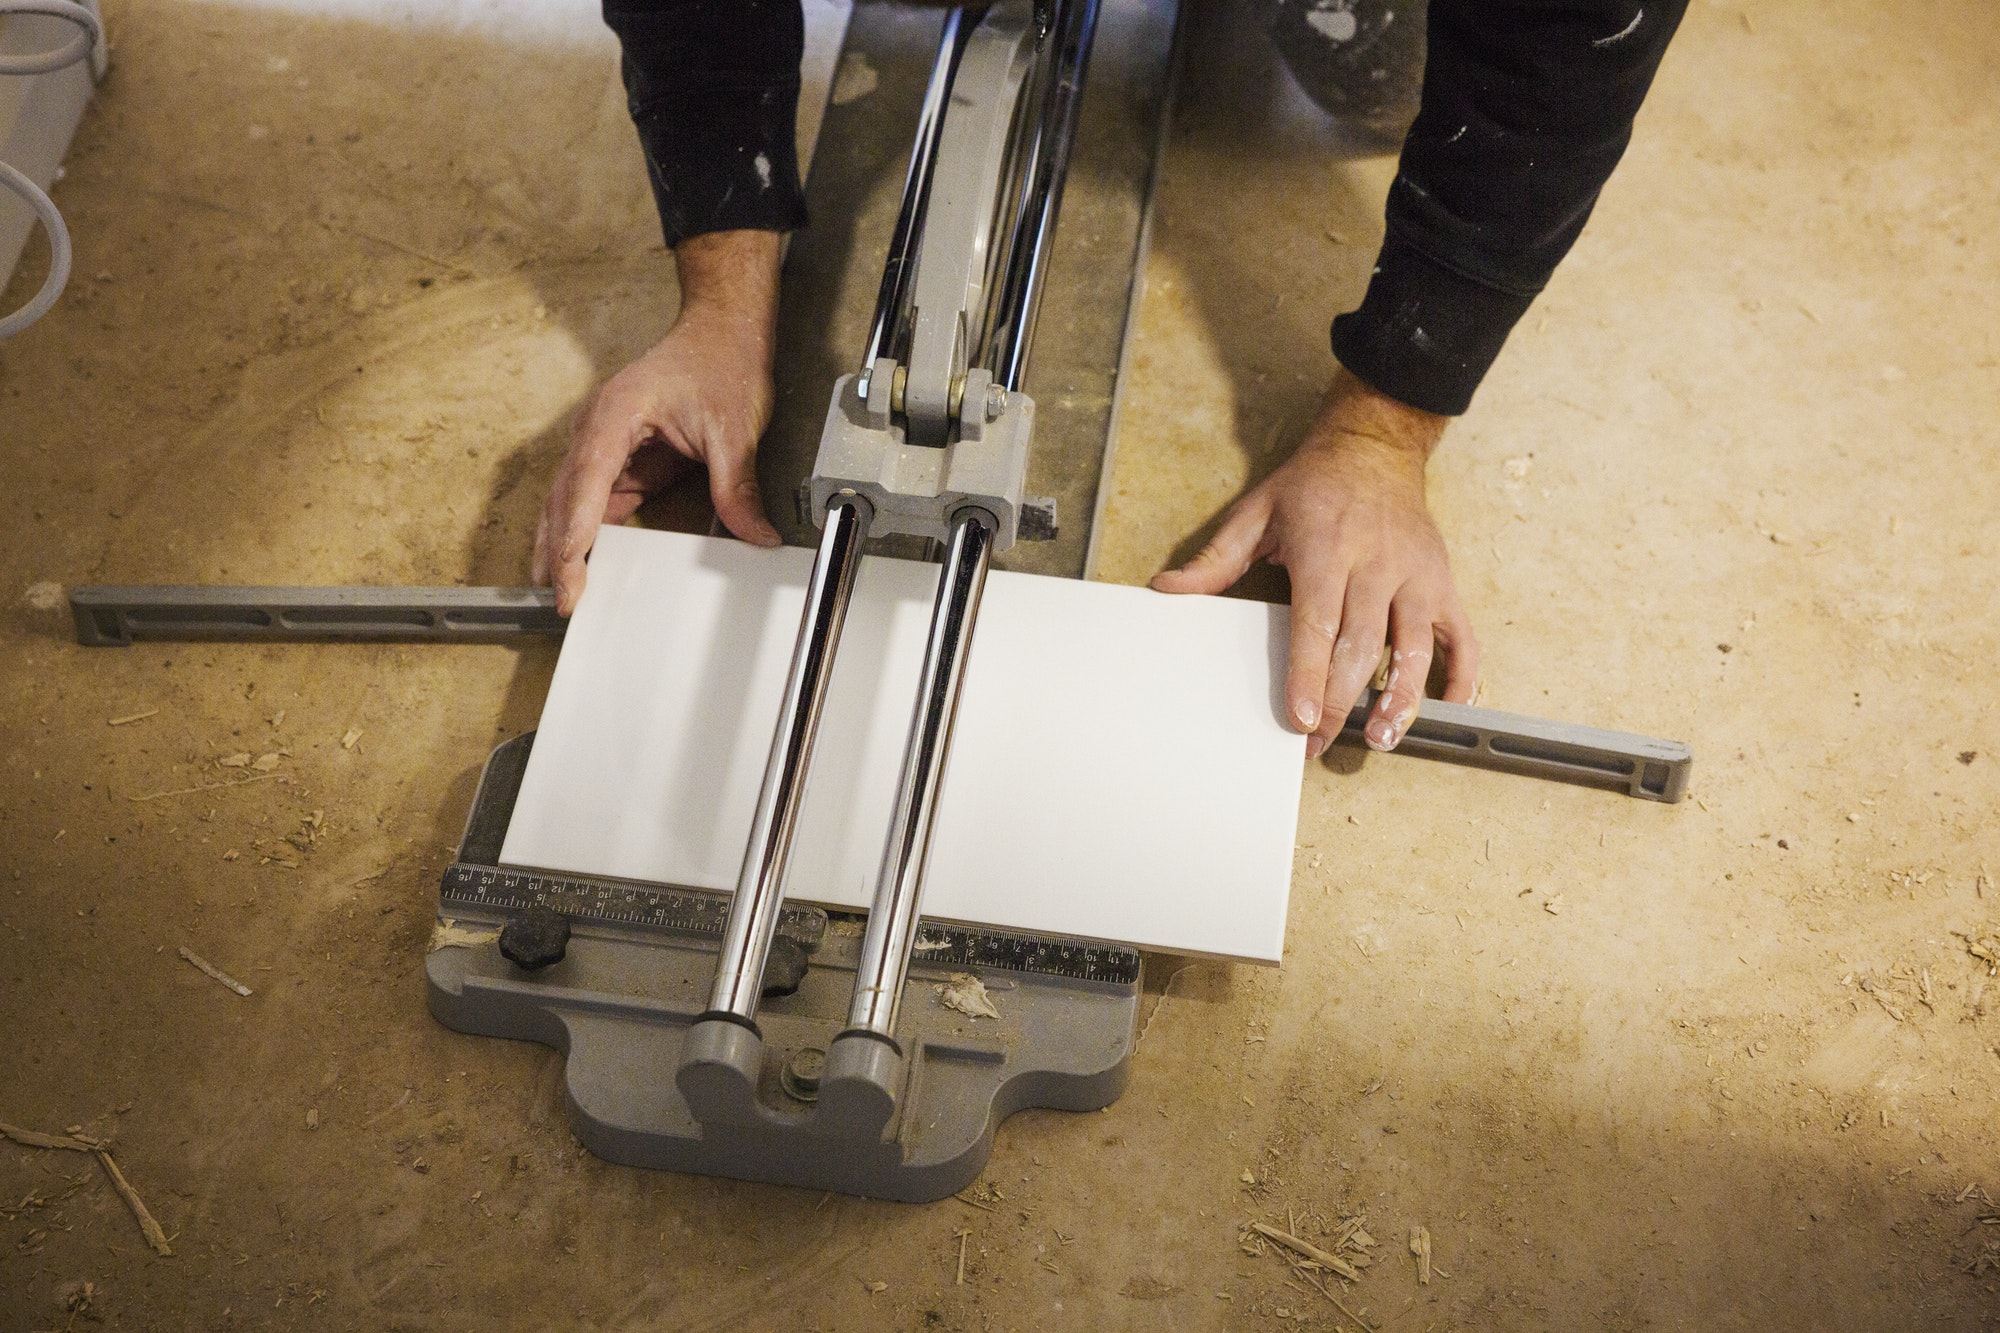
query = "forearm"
(1305, 368, 1447, 466)
(604, 0, 808, 247)
(673, 230, 782, 353)
(1333, 0, 1689, 415)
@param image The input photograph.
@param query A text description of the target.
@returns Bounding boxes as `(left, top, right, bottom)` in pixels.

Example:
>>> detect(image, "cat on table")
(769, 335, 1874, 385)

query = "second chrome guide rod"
(705, 494, 873, 1022)
(845, 508, 998, 1040)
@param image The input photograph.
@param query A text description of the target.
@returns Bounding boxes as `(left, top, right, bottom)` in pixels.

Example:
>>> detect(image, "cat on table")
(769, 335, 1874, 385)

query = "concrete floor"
(3, 0, 1998, 1329)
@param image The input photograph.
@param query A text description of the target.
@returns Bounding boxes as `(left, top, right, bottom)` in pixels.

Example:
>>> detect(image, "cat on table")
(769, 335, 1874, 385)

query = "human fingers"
(531, 500, 554, 589)
(1150, 495, 1271, 596)
(1315, 575, 1394, 753)
(1433, 594, 1480, 704)
(1364, 594, 1437, 751)
(1286, 580, 1343, 754)
(547, 412, 643, 616)
(704, 444, 782, 547)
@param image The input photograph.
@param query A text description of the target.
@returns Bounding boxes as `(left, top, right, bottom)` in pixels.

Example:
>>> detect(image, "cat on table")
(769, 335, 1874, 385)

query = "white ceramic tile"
(499, 526, 1303, 963)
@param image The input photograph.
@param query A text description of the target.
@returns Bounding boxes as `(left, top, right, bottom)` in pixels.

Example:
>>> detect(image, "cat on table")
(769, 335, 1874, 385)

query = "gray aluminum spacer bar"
(1336, 688, 1693, 803)
(65, 588, 1692, 801)
(68, 585, 564, 646)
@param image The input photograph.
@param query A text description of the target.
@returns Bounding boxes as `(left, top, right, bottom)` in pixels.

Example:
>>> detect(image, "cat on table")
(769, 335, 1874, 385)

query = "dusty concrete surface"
(3, 1, 1997, 1330)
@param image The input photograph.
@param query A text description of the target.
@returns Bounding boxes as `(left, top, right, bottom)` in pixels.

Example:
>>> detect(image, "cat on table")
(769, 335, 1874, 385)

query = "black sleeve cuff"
(607, 0, 809, 247)
(1330, 236, 1537, 417)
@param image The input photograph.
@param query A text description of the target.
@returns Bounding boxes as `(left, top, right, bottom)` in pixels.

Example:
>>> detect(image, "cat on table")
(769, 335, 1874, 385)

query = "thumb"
(1151, 498, 1269, 595)
(706, 447, 782, 547)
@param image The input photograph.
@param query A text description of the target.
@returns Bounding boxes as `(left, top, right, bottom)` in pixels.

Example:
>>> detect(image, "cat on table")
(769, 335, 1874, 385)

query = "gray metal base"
(425, 734, 1140, 1202)
(426, 925, 1135, 1201)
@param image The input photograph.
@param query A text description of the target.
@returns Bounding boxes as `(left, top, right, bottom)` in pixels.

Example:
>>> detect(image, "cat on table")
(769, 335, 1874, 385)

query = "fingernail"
(1364, 718, 1397, 752)
(1295, 699, 1320, 731)
(1306, 734, 1329, 760)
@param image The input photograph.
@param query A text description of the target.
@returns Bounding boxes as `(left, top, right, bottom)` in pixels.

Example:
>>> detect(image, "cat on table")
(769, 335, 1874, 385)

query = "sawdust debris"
(937, 972, 1000, 1019)
(1410, 1225, 1432, 1284)
(1954, 924, 2000, 976)
(108, 709, 158, 727)
(429, 919, 501, 953)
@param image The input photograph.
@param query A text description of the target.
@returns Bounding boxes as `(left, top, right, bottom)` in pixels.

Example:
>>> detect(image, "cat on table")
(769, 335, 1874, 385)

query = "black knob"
(760, 934, 810, 998)
(498, 906, 570, 971)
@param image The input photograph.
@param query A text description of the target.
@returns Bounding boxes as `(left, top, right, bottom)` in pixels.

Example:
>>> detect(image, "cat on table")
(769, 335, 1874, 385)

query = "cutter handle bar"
(857, 6, 969, 392)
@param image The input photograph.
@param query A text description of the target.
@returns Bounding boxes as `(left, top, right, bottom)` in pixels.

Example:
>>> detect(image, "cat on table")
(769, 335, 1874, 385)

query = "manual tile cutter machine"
(67, 0, 1693, 1201)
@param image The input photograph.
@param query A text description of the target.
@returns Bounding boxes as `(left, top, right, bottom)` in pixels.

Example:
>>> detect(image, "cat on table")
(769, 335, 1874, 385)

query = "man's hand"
(1152, 369, 1478, 757)
(533, 229, 785, 616)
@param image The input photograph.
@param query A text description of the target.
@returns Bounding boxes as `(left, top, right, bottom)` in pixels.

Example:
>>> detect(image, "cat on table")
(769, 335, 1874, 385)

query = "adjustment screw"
(984, 383, 1008, 421)
(781, 1046, 826, 1103)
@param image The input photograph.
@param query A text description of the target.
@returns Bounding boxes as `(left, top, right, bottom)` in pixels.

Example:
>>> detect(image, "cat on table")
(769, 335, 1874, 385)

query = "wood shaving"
(129, 772, 284, 802)
(0, 1120, 102, 1151)
(179, 946, 253, 997)
(97, 1149, 172, 1255)
(0, 1120, 170, 1256)
(1410, 1224, 1432, 1284)
(1247, 1221, 1364, 1282)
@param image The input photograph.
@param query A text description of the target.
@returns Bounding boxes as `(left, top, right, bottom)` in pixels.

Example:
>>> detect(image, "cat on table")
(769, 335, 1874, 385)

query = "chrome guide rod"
(845, 508, 997, 1039)
(858, 7, 968, 393)
(705, 494, 874, 1021)
(988, 0, 1103, 391)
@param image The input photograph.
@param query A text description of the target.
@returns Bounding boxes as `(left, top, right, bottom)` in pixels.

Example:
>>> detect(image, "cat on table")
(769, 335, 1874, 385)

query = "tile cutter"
(64, 0, 1692, 1200)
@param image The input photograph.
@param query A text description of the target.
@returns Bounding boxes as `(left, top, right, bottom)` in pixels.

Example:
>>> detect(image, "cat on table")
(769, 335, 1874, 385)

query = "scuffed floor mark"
(22, 581, 64, 611)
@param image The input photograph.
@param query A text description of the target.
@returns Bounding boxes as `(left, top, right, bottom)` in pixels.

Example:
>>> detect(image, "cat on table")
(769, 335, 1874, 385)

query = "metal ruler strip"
(439, 863, 1142, 986)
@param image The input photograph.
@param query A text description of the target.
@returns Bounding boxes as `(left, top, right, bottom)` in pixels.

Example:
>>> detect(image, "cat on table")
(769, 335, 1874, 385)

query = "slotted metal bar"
(67, 585, 564, 645)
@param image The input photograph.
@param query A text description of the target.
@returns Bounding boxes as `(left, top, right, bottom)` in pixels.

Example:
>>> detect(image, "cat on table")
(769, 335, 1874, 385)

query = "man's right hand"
(533, 229, 786, 616)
